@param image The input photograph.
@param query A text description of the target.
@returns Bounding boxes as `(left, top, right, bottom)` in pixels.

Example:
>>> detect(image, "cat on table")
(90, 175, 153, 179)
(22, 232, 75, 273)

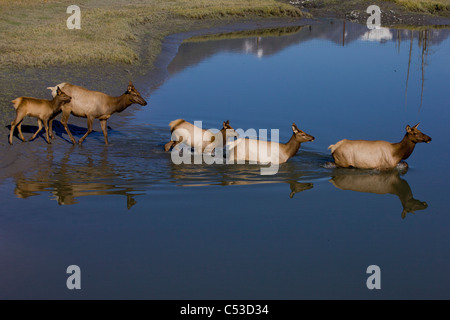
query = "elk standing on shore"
(47, 81, 147, 145)
(328, 123, 431, 170)
(9, 87, 72, 145)
(165, 119, 238, 153)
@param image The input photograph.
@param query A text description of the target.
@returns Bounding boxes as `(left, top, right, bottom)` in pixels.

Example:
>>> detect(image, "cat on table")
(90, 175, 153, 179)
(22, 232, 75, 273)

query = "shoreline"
(282, 0, 449, 26)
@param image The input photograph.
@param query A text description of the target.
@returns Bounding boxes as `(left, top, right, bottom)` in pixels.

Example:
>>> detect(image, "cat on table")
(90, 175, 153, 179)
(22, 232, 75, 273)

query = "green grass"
(0, 0, 304, 68)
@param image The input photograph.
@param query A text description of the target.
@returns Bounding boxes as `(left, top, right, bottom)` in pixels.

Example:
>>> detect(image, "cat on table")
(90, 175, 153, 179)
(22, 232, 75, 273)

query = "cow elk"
(47, 81, 147, 145)
(328, 123, 431, 170)
(227, 123, 315, 164)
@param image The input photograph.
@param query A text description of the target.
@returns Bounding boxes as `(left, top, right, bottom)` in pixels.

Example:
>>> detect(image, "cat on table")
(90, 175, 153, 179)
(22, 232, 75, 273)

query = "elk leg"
(49, 119, 53, 139)
(9, 112, 25, 145)
(29, 119, 43, 141)
(49, 110, 61, 139)
(61, 109, 76, 144)
(9, 122, 16, 145)
(17, 122, 26, 142)
(78, 116, 94, 145)
(48, 118, 55, 139)
(164, 140, 175, 152)
(43, 120, 51, 144)
(165, 137, 183, 152)
(100, 119, 109, 145)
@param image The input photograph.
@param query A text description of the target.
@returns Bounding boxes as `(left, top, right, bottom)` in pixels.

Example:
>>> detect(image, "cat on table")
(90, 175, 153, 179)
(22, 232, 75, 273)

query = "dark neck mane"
(112, 94, 132, 113)
(394, 133, 416, 160)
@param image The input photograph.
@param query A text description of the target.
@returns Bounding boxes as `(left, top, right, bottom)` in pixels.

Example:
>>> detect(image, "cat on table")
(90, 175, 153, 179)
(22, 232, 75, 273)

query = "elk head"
(406, 123, 431, 144)
(292, 123, 315, 143)
(126, 81, 147, 106)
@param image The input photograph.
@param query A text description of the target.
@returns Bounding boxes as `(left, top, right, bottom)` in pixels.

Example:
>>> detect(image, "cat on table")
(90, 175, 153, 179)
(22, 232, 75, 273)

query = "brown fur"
(228, 123, 315, 164)
(12, 98, 23, 110)
(165, 119, 237, 153)
(9, 87, 71, 145)
(329, 124, 431, 169)
(47, 81, 147, 145)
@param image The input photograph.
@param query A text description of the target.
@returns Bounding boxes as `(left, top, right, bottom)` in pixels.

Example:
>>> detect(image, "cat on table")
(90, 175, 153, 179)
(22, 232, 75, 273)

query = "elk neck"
(111, 93, 134, 113)
(393, 133, 416, 160)
(282, 133, 302, 159)
(220, 128, 230, 145)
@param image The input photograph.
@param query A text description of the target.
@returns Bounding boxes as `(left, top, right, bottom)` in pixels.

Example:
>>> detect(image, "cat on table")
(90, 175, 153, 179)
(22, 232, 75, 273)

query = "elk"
(47, 81, 147, 145)
(9, 87, 72, 145)
(328, 123, 431, 170)
(164, 119, 238, 153)
(330, 170, 428, 219)
(227, 123, 315, 164)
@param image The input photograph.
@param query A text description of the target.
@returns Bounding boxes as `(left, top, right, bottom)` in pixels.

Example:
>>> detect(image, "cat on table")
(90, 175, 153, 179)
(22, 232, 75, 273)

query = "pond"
(0, 21, 449, 299)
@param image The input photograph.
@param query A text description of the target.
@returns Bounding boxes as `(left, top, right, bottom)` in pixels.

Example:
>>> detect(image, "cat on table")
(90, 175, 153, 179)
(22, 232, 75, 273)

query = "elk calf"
(9, 87, 71, 145)
(328, 123, 431, 170)
(165, 119, 238, 153)
(47, 81, 147, 145)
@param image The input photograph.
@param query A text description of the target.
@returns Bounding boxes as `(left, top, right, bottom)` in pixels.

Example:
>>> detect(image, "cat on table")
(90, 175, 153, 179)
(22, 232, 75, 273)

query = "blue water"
(0, 21, 449, 299)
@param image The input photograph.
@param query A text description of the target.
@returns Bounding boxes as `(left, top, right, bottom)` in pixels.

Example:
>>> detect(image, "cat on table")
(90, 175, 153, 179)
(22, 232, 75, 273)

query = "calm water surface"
(0, 21, 449, 299)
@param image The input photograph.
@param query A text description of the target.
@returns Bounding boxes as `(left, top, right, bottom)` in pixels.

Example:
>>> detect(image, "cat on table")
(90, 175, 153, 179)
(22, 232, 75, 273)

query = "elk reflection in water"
(168, 159, 314, 198)
(13, 145, 141, 209)
(329, 169, 428, 219)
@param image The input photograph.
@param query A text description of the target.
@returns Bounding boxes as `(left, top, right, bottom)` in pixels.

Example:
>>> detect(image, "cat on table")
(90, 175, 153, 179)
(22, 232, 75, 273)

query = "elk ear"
(56, 86, 62, 95)
(292, 123, 299, 133)
(223, 121, 226, 127)
(127, 81, 134, 92)
(226, 120, 230, 125)
(406, 125, 412, 133)
(413, 122, 420, 129)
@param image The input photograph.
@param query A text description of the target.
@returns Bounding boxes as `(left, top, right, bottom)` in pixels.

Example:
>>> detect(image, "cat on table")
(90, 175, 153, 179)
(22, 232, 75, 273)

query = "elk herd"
(8, 81, 431, 170)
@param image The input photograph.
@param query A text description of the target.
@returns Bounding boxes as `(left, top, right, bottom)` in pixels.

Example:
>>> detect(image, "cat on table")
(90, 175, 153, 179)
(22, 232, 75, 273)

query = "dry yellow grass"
(383, 0, 450, 14)
(0, 0, 303, 67)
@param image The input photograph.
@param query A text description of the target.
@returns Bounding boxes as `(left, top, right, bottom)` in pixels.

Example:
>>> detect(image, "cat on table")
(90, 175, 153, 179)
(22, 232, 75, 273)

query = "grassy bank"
(282, 0, 449, 26)
(384, 0, 449, 15)
(0, 0, 304, 68)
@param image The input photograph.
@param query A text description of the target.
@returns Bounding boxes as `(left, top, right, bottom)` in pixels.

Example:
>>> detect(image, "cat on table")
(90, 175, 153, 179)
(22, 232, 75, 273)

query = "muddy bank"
(281, 0, 450, 26)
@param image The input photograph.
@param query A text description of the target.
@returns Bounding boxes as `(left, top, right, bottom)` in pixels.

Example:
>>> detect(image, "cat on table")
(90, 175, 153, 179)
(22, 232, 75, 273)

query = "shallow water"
(0, 21, 449, 299)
